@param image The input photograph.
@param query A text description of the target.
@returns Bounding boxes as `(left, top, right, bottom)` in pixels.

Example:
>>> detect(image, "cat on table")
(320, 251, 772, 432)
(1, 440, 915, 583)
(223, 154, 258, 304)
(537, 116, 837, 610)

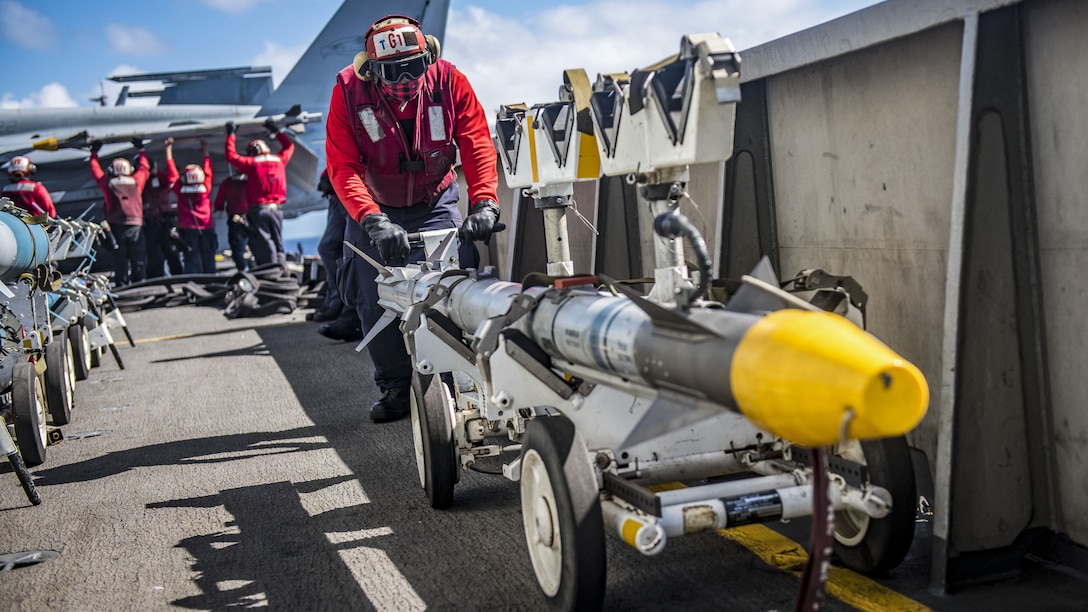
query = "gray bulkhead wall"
(1024, 0, 1088, 547)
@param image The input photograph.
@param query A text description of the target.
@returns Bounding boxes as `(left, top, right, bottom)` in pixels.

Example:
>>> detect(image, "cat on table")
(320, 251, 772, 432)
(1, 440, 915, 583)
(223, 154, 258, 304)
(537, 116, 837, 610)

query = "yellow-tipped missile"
(32, 137, 60, 151)
(369, 260, 929, 448)
(731, 309, 928, 447)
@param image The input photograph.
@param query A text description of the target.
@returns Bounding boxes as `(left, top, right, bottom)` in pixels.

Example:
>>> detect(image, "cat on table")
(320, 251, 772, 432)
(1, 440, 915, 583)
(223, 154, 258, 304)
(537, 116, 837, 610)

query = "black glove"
(225, 122, 237, 136)
(459, 199, 500, 243)
(361, 213, 410, 263)
(130, 137, 144, 150)
(263, 118, 278, 133)
(89, 140, 103, 153)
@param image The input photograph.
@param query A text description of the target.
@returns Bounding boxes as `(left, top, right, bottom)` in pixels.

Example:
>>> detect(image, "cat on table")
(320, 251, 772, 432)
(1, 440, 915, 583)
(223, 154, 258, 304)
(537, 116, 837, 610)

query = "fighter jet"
(0, 0, 450, 221)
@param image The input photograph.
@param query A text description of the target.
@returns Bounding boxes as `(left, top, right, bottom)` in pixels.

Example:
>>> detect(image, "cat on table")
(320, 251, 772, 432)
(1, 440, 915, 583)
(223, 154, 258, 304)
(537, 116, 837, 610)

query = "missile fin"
(618, 392, 724, 448)
(355, 311, 396, 352)
(725, 256, 789, 313)
(343, 240, 392, 278)
(598, 273, 718, 336)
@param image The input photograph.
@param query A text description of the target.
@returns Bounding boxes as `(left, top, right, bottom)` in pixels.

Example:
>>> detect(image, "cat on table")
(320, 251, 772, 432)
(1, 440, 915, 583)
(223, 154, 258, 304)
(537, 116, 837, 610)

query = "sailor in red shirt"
(212, 170, 250, 272)
(142, 156, 184, 277)
(325, 14, 500, 422)
(224, 119, 293, 267)
(89, 138, 150, 286)
(3, 156, 56, 218)
(165, 138, 218, 274)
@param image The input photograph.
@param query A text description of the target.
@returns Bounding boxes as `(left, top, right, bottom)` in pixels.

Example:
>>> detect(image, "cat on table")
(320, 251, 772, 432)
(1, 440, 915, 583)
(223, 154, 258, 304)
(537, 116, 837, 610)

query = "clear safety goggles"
(373, 54, 428, 83)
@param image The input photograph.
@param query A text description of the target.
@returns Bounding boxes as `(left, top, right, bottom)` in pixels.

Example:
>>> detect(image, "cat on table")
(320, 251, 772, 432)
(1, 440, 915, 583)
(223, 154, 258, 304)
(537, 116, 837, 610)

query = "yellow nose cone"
(730, 309, 928, 447)
(32, 137, 60, 151)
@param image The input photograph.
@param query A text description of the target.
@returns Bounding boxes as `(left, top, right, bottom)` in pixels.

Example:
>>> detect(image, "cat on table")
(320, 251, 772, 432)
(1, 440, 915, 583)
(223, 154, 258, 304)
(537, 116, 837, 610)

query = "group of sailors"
(2, 120, 293, 287)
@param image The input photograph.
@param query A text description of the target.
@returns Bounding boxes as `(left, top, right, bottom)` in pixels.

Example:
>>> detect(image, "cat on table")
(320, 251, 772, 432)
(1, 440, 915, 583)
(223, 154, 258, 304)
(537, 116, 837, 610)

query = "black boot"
(318, 313, 363, 341)
(370, 387, 410, 423)
(307, 307, 341, 322)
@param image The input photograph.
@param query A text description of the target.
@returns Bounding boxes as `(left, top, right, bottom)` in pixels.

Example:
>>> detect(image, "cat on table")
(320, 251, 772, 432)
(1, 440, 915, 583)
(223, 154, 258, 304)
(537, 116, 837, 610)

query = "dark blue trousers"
(246, 204, 285, 266)
(340, 184, 478, 391)
(317, 197, 348, 315)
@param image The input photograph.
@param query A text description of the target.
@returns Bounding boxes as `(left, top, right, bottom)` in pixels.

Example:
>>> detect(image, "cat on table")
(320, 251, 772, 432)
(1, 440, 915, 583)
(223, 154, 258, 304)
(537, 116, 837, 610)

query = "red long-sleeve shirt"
(167, 157, 215, 230)
(213, 176, 249, 216)
(90, 151, 149, 226)
(143, 169, 175, 218)
(325, 64, 498, 223)
(2, 179, 56, 217)
(224, 131, 294, 206)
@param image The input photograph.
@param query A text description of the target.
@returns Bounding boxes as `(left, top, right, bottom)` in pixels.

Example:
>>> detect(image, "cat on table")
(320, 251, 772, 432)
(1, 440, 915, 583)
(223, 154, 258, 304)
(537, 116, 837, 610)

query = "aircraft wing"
(31, 104, 322, 152)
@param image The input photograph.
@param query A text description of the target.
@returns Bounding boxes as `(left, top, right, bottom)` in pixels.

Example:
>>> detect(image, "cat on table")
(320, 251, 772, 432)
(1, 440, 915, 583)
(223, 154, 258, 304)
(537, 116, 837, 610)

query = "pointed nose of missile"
(730, 309, 928, 447)
(32, 137, 59, 151)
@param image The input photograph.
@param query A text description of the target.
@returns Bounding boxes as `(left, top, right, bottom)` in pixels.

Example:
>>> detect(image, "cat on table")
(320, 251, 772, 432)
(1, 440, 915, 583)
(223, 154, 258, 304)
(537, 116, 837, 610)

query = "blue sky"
(2, 0, 881, 244)
(2, 0, 881, 119)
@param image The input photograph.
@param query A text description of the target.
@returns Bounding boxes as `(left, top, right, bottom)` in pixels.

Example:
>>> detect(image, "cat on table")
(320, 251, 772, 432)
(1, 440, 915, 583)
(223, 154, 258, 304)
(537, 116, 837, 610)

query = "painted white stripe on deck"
(325, 528, 394, 544)
(337, 546, 426, 611)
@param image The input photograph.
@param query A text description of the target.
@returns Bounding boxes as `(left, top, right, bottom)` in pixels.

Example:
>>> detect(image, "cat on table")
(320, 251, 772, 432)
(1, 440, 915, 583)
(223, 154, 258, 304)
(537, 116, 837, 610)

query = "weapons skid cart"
(1, 202, 63, 472)
(373, 34, 929, 610)
(1, 200, 119, 474)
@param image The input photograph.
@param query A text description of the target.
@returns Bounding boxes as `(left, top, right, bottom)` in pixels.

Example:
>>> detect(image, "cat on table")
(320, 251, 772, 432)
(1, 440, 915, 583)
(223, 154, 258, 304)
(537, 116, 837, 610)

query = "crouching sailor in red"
(325, 14, 500, 423)
(3, 156, 56, 218)
(166, 138, 217, 274)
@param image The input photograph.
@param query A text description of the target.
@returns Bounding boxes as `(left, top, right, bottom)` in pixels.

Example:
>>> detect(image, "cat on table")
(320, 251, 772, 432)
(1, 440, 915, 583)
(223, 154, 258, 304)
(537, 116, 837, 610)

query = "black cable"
(468, 464, 503, 476)
(653, 207, 712, 302)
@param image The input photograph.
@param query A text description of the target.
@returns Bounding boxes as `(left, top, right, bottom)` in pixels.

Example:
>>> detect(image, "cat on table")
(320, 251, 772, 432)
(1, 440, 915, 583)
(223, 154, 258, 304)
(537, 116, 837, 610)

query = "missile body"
(0, 207, 51, 283)
(378, 266, 927, 447)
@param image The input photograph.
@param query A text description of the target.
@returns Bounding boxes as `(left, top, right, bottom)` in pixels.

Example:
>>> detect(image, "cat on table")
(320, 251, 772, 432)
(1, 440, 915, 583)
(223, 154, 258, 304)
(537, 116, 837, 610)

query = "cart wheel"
(12, 362, 48, 467)
(68, 322, 91, 381)
(410, 372, 458, 509)
(520, 416, 606, 610)
(833, 436, 916, 574)
(44, 334, 75, 426)
(90, 342, 102, 368)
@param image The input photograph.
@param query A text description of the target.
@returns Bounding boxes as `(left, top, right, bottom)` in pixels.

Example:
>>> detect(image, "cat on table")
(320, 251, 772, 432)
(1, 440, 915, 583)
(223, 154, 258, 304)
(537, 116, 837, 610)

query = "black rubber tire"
(11, 362, 48, 467)
(90, 342, 102, 368)
(410, 372, 458, 509)
(68, 322, 92, 381)
(44, 334, 75, 425)
(833, 436, 917, 575)
(520, 416, 606, 611)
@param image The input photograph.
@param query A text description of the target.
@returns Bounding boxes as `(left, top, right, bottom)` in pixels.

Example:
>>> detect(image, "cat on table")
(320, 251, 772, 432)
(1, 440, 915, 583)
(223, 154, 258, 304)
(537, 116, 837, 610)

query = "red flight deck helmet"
(364, 15, 435, 83)
(247, 140, 271, 155)
(7, 155, 34, 178)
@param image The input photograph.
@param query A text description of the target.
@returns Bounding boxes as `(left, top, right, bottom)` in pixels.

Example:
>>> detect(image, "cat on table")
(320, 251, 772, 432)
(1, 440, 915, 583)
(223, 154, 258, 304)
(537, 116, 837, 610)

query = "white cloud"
(0, 83, 78, 109)
(0, 0, 59, 51)
(198, 0, 267, 14)
(105, 23, 169, 55)
(253, 41, 307, 89)
(443, 0, 865, 120)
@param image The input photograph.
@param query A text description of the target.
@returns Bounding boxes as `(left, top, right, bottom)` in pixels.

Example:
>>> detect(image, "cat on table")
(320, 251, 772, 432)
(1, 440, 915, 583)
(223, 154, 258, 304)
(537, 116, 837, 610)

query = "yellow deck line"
(720, 524, 932, 612)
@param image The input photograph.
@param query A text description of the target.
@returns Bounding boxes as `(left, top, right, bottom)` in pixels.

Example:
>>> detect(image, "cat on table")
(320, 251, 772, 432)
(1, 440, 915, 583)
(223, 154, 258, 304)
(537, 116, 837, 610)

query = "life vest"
(105, 176, 143, 225)
(335, 60, 457, 208)
(2, 181, 46, 216)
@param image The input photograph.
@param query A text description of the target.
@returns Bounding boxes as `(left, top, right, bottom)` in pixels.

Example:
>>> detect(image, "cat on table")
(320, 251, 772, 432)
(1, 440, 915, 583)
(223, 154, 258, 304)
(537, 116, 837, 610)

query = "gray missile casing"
(382, 270, 761, 409)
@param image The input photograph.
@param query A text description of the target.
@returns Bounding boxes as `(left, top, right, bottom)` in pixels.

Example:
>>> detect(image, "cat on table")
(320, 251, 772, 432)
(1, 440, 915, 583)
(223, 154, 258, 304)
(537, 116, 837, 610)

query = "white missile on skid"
(349, 236, 928, 448)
